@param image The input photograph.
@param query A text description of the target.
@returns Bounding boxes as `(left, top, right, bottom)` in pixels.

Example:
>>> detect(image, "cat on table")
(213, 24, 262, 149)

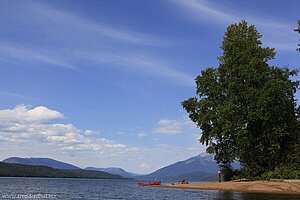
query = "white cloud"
(173, 0, 292, 29)
(0, 147, 8, 151)
(0, 1, 195, 86)
(0, 42, 77, 70)
(0, 106, 207, 173)
(0, 105, 63, 123)
(173, 0, 237, 24)
(152, 116, 199, 136)
(84, 130, 100, 135)
(0, 105, 132, 157)
(153, 118, 182, 135)
(137, 132, 147, 138)
(75, 51, 195, 86)
(139, 162, 151, 169)
(172, 0, 297, 52)
(30, 2, 166, 46)
(156, 143, 177, 149)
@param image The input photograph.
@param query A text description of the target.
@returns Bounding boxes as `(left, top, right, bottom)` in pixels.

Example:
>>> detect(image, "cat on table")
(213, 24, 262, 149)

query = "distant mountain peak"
(183, 153, 214, 164)
(84, 167, 141, 178)
(141, 153, 219, 181)
(198, 152, 213, 158)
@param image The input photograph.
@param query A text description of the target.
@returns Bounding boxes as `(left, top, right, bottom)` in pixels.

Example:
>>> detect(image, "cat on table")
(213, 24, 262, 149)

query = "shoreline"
(155, 181, 300, 195)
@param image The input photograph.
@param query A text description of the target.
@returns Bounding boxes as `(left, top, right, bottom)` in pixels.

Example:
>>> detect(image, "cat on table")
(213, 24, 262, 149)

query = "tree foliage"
(182, 20, 300, 177)
(295, 20, 300, 52)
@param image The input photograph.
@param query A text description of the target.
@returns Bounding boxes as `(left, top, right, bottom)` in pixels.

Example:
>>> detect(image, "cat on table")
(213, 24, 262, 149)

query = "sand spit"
(156, 181, 300, 195)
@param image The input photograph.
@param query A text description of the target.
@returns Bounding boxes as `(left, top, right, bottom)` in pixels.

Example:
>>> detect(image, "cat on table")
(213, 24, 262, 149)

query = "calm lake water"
(0, 177, 299, 200)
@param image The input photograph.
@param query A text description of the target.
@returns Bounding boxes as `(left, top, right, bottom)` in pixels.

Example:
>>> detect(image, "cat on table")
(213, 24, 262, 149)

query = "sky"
(0, 0, 299, 174)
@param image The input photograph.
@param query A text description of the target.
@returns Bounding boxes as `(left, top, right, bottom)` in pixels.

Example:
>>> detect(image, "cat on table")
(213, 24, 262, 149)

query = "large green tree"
(182, 20, 299, 176)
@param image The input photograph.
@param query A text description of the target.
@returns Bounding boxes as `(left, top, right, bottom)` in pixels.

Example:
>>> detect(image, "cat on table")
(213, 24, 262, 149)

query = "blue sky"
(0, 0, 299, 173)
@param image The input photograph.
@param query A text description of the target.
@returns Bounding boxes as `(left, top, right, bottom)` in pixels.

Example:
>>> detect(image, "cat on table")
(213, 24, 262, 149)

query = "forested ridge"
(0, 162, 125, 179)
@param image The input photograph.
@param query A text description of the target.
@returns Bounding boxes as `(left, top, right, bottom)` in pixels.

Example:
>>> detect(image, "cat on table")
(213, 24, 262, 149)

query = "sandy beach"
(156, 181, 300, 195)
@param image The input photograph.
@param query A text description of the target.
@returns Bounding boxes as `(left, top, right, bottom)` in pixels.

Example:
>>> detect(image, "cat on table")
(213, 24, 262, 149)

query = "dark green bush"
(234, 164, 300, 180)
(260, 165, 300, 180)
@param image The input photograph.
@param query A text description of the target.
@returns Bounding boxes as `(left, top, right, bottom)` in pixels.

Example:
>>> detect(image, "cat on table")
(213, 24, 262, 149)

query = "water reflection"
(215, 190, 300, 200)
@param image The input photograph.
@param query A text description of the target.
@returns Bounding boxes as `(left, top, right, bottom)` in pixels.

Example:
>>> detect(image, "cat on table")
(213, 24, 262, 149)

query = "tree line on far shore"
(183, 20, 300, 180)
(0, 162, 124, 179)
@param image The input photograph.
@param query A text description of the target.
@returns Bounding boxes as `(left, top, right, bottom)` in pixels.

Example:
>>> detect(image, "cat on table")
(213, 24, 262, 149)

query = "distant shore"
(156, 181, 300, 195)
(0, 162, 126, 180)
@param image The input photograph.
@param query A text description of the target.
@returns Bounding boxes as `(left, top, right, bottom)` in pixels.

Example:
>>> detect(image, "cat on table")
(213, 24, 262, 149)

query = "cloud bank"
(0, 105, 133, 157)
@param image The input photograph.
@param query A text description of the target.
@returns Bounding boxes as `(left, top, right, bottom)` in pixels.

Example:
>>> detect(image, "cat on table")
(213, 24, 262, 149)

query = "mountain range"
(2, 153, 239, 181)
(0, 162, 123, 179)
(3, 157, 80, 170)
(84, 167, 142, 179)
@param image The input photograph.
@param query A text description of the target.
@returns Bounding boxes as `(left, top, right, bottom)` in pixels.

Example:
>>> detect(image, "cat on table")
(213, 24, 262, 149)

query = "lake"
(0, 177, 299, 200)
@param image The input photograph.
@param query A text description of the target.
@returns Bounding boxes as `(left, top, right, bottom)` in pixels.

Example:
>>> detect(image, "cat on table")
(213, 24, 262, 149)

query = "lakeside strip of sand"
(155, 181, 300, 195)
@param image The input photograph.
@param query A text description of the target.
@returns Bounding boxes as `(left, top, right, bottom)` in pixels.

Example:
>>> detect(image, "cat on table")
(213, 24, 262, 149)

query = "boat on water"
(137, 181, 161, 186)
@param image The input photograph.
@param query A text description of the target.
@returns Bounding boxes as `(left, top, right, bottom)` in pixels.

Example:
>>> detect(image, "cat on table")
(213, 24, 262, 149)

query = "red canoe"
(137, 181, 161, 186)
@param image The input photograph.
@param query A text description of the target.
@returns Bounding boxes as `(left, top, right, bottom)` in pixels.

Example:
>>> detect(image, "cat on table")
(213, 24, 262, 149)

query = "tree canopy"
(182, 20, 300, 177)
